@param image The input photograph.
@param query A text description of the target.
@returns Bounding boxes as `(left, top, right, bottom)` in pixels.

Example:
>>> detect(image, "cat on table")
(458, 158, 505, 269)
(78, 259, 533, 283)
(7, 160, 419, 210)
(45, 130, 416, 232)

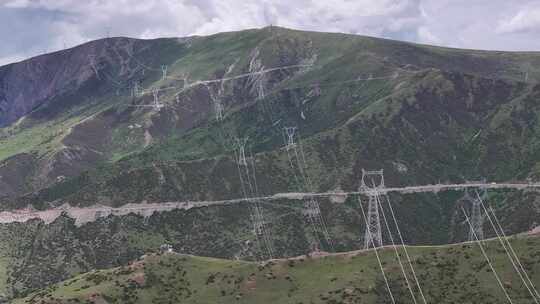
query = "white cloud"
(417, 26, 440, 44)
(0, 0, 539, 66)
(3, 0, 32, 8)
(0, 0, 428, 66)
(497, 6, 540, 34)
(0, 0, 424, 38)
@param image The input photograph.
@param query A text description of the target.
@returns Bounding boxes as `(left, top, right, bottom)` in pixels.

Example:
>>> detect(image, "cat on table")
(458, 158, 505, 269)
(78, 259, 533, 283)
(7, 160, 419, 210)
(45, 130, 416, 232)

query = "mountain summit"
(0, 27, 539, 299)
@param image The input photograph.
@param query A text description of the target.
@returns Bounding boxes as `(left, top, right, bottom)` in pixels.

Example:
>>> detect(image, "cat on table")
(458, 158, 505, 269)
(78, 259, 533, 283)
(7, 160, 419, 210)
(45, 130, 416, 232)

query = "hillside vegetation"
(14, 234, 540, 304)
(0, 27, 540, 302)
(1, 27, 540, 208)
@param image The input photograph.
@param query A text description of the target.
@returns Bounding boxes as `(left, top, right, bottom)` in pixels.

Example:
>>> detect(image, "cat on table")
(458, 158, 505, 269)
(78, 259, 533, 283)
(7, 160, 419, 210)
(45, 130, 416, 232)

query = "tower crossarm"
(283, 127, 298, 151)
(360, 169, 385, 190)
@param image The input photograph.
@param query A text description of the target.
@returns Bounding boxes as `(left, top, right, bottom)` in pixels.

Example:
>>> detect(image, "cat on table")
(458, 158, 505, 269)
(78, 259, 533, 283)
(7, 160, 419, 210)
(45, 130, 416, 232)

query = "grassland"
(14, 234, 540, 304)
(2, 26, 540, 303)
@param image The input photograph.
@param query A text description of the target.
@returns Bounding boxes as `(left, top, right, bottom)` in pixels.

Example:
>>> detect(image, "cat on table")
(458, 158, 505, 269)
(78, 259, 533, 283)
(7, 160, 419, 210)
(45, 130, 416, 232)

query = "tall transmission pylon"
(357, 169, 427, 303)
(469, 197, 484, 241)
(360, 169, 384, 249)
(235, 137, 249, 167)
(132, 82, 141, 98)
(88, 55, 100, 79)
(463, 188, 485, 241)
(152, 88, 164, 110)
(364, 194, 382, 249)
(215, 101, 224, 121)
(161, 65, 168, 81)
(206, 84, 224, 121)
(257, 74, 266, 100)
(284, 127, 297, 151)
(129, 87, 166, 110)
(182, 72, 190, 89)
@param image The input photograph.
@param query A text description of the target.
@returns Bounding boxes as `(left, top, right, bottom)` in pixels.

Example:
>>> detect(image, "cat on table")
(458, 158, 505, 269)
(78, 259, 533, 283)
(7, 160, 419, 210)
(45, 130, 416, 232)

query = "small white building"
(160, 244, 174, 253)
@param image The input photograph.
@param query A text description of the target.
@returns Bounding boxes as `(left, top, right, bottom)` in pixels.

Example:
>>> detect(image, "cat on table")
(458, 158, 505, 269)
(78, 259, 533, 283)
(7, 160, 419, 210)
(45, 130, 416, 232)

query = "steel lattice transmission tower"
(468, 198, 484, 241)
(458, 187, 486, 241)
(466, 188, 486, 241)
(132, 82, 141, 98)
(360, 169, 385, 249)
(234, 137, 249, 167)
(283, 127, 297, 151)
(151, 88, 164, 110)
(161, 65, 168, 81)
(88, 55, 100, 79)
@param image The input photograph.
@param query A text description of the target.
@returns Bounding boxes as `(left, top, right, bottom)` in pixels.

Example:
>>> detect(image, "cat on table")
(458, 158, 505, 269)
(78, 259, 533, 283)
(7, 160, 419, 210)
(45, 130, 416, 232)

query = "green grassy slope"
(2, 26, 540, 302)
(2, 27, 540, 204)
(10, 70, 540, 204)
(0, 189, 537, 300)
(14, 234, 540, 304)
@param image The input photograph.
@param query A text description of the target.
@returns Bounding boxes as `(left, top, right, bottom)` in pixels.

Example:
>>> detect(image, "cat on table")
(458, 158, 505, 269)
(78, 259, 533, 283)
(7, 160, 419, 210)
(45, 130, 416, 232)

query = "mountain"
(1, 27, 540, 206)
(13, 234, 540, 304)
(0, 26, 540, 301)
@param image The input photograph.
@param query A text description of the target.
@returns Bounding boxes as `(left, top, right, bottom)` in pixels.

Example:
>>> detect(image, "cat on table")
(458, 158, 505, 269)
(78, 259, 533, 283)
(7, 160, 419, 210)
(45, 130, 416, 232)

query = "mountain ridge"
(0, 27, 539, 300)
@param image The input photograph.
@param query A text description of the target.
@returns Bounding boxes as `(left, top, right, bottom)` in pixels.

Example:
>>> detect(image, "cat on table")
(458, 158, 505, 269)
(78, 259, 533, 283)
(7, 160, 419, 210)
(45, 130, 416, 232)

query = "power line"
(357, 194, 396, 304)
(249, 148, 276, 258)
(467, 189, 485, 241)
(297, 135, 334, 251)
(488, 204, 540, 300)
(360, 169, 427, 303)
(282, 126, 322, 250)
(233, 137, 274, 260)
(282, 126, 334, 252)
(360, 170, 384, 249)
(161, 65, 168, 82)
(375, 191, 419, 304)
(76, 46, 540, 276)
(88, 55, 100, 79)
(233, 142, 263, 260)
(383, 194, 428, 304)
(475, 191, 540, 303)
(461, 207, 514, 304)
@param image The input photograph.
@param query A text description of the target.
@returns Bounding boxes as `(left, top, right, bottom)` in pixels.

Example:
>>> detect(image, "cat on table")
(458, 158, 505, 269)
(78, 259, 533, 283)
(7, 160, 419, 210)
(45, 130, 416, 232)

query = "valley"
(0, 26, 539, 302)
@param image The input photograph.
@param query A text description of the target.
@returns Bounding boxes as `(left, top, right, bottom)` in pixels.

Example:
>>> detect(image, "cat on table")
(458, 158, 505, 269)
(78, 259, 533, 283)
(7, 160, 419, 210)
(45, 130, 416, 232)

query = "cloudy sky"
(1, 0, 540, 66)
